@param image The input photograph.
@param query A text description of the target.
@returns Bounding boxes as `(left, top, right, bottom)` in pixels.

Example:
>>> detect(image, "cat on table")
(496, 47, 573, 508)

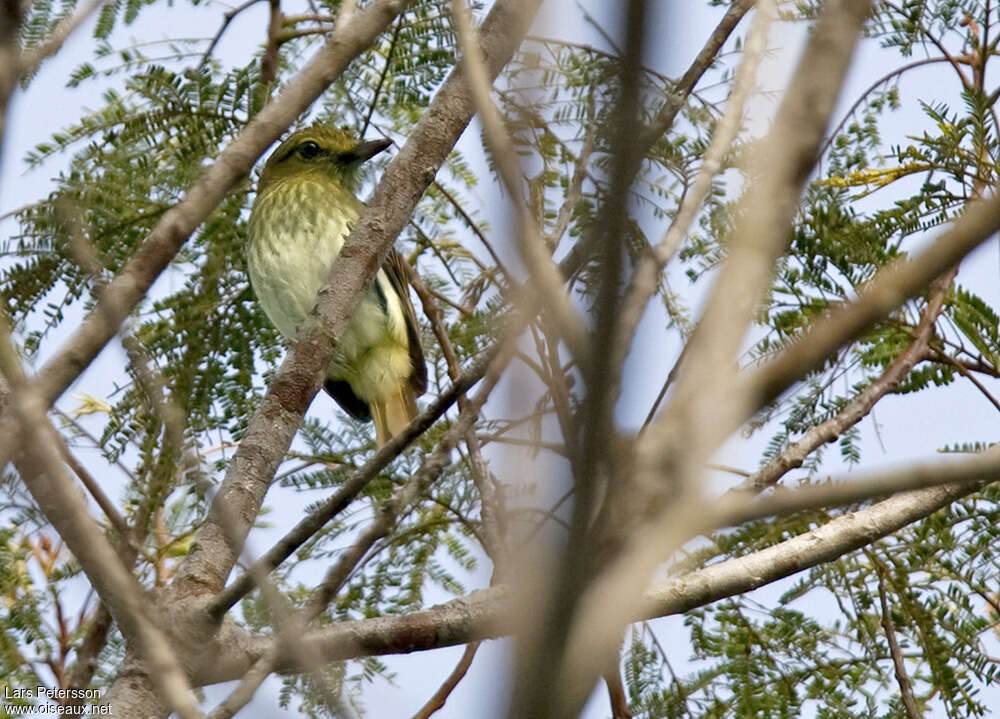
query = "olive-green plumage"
(247, 126, 426, 445)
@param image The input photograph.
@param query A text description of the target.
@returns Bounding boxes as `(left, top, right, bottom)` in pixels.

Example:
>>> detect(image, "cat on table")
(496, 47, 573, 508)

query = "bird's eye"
(297, 141, 321, 160)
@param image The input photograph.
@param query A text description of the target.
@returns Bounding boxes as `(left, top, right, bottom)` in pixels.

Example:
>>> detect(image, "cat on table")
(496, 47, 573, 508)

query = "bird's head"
(257, 126, 392, 194)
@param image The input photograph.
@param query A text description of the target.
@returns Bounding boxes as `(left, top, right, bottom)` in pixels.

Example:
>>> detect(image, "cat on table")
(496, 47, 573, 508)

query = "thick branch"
(212, 479, 973, 677)
(638, 0, 874, 490)
(0, 379, 202, 718)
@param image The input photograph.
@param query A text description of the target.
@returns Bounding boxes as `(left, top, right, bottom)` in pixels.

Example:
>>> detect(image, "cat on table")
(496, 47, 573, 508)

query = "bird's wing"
(383, 249, 428, 396)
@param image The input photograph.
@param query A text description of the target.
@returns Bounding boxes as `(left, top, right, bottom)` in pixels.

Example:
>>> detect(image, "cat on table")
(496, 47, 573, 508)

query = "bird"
(247, 126, 426, 445)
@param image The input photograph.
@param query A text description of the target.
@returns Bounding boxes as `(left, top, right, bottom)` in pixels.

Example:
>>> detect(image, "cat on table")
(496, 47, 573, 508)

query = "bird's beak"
(349, 138, 392, 163)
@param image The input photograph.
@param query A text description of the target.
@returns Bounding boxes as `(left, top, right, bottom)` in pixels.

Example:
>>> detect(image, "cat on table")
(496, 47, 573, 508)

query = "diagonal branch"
(167, 447, 996, 689)
(0, 0, 411, 470)
(0, 322, 203, 719)
(171, 0, 544, 599)
(566, 1, 875, 713)
(451, 0, 588, 362)
(743, 266, 957, 491)
(205, 344, 513, 716)
(206, 347, 496, 618)
(637, 0, 756, 151)
(410, 642, 481, 719)
(233, 477, 976, 676)
(17, 0, 110, 77)
(752, 191, 1000, 410)
(615, 0, 774, 378)
(403, 262, 508, 564)
(876, 564, 923, 719)
(306, 349, 507, 613)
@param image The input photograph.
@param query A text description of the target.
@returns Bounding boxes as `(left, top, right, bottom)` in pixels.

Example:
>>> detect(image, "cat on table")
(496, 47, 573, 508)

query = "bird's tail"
(370, 385, 419, 446)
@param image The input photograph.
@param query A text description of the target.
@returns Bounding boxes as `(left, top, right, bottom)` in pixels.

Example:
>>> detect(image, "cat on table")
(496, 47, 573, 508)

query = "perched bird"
(247, 126, 426, 445)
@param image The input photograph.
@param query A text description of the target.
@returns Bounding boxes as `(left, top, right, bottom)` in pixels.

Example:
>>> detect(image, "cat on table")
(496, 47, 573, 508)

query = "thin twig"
(616, 0, 774, 373)
(54, 408, 139, 483)
(362, 19, 402, 134)
(199, 0, 268, 68)
(56, 436, 130, 538)
(820, 56, 955, 158)
(638, 339, 690, 433)
(410, 642, 481, 719)
(881, 1, 973, 90)
(876, 565, 923, 719)
(928, 346, 1000, 414)
(450, 0, 589, 364)
(207, 345, 497, 618)
(403, 261, 507, 563)
(432, 179, 510, 278)
(638, 0, 755, 150)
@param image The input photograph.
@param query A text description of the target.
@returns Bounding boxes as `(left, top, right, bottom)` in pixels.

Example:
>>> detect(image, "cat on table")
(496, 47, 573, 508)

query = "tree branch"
(616, 0, 774, 372)
(403, 261, 508, 565)
(17, 0, 109, 77)
(205, 345, 512, 715)
(0, 323, 203, 719)
(451, 0, 589, 363)
(0, 0, 410, 469)
(743, 265, 956, 491)
(410, 642, 480, 719)
(637, 0, 756, 151)
(752, 190, 1000, 410)
(563, 0, 874, 712)
(876, 565, 923, 719)
(199, 0, 268, 68)
(234, 478, 974, 676)
(206, 347, 496, 618)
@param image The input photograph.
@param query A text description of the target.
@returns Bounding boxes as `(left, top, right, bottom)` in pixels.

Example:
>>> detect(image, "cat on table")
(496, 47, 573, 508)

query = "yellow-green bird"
(247, 126, 426, 445)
